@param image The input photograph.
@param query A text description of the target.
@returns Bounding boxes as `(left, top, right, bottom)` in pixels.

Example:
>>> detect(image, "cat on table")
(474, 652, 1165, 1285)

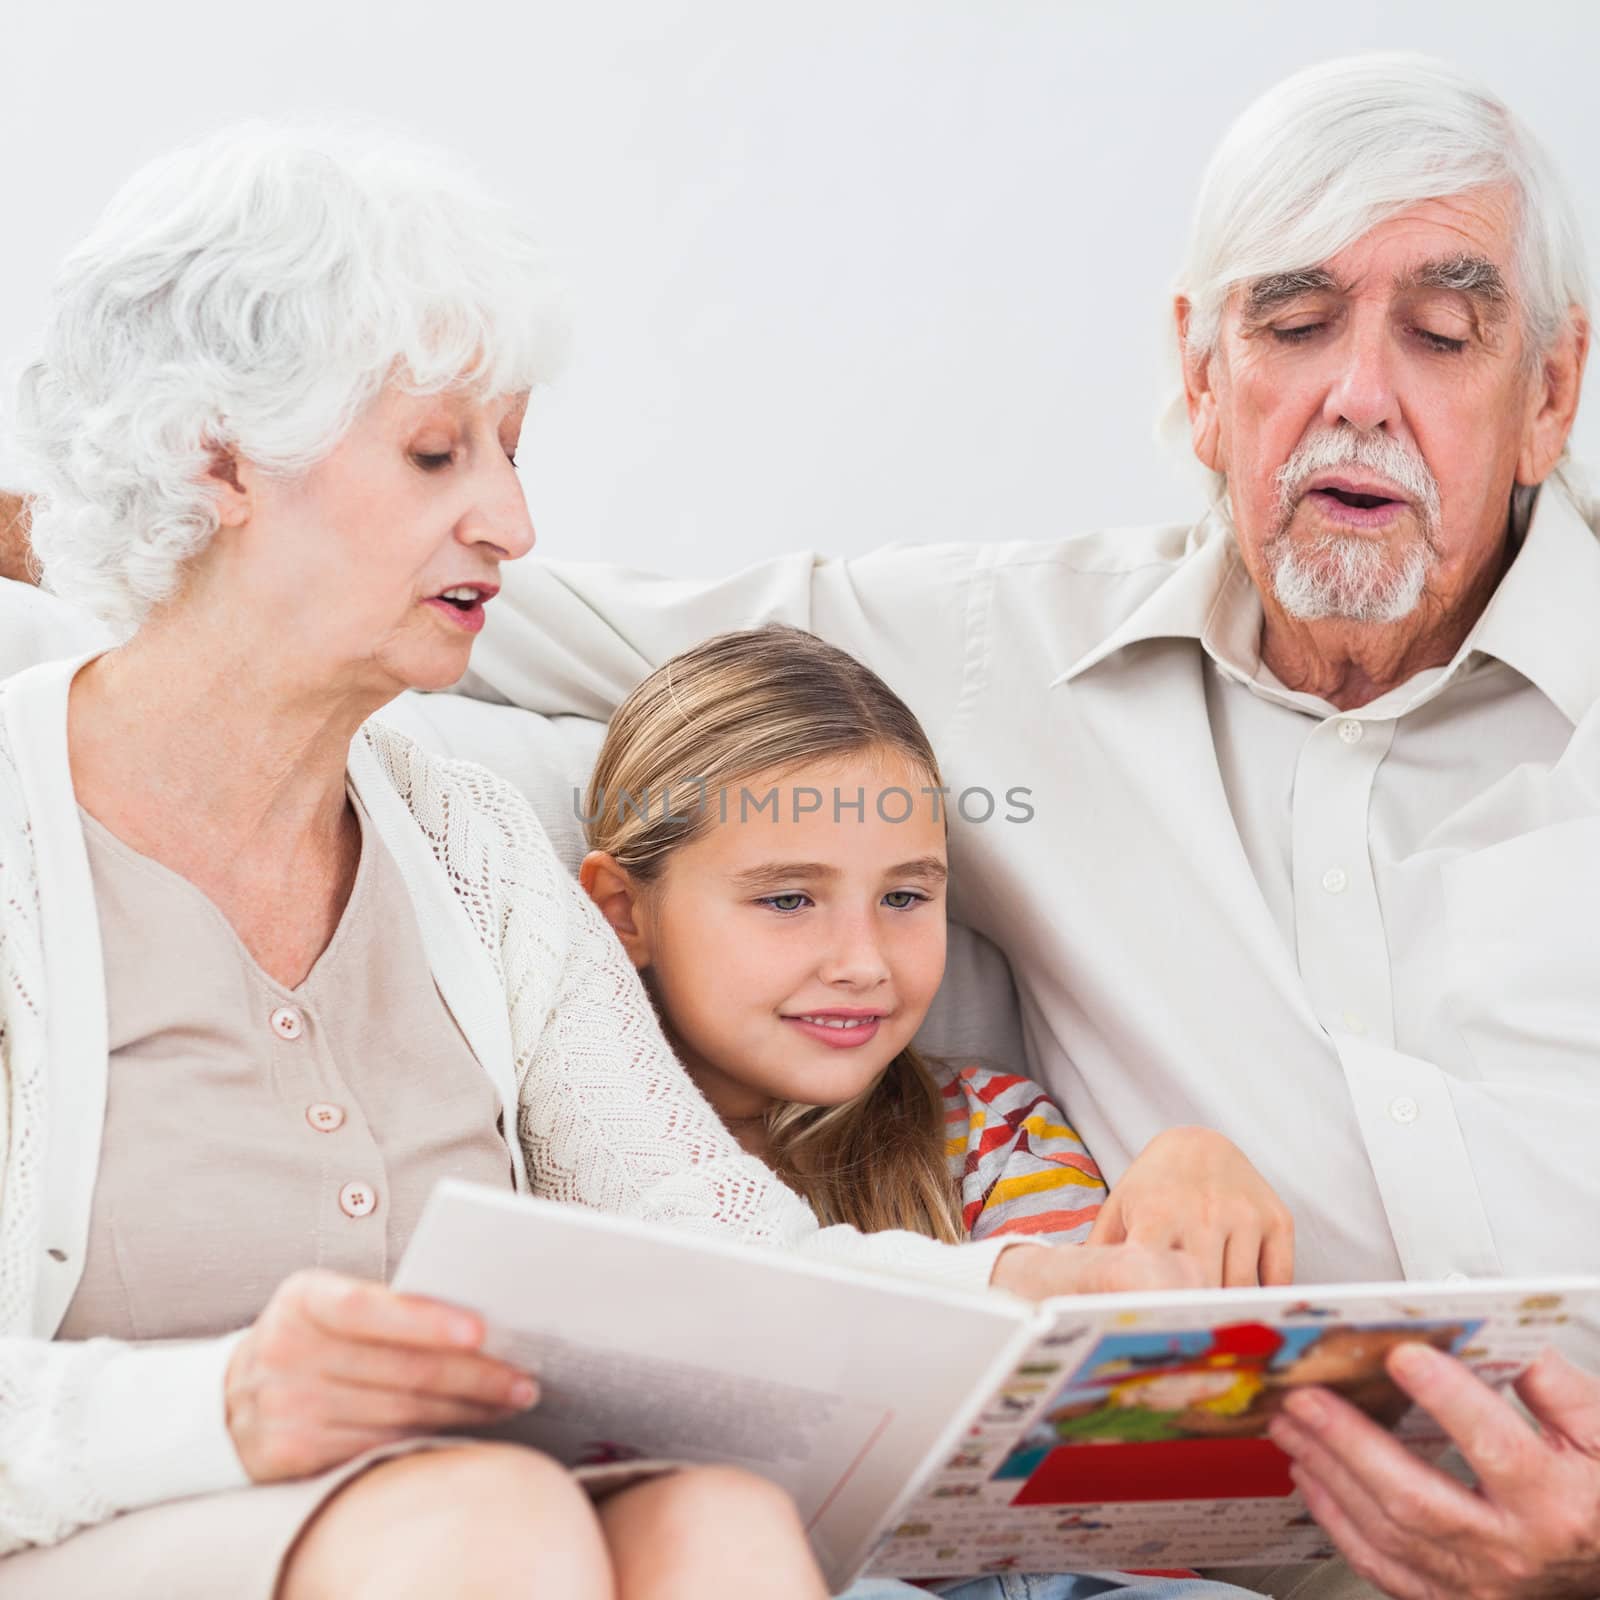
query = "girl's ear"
(579, 850, 654, 969)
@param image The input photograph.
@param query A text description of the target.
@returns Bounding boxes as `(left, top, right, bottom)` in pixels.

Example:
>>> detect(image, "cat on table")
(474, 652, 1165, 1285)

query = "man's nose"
(1321, 321, 1401, 435)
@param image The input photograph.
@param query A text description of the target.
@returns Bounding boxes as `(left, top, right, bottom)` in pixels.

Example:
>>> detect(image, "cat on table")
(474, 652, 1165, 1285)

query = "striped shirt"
(942, 1063, 1106, 1244)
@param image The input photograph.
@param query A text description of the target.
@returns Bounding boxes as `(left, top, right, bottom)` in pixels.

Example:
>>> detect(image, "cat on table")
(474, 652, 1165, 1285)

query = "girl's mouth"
(781, 1013, 886, 1049)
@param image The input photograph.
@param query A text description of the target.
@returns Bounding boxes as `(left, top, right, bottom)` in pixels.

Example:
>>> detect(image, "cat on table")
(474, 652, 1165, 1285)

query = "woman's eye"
(883, 890, 927, 910)
(412, 451, 454, 471)
(758, 893, 811, 913)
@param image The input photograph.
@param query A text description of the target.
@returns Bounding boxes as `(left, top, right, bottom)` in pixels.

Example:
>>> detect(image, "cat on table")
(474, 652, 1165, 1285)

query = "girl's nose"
(818, 919, 891, 989)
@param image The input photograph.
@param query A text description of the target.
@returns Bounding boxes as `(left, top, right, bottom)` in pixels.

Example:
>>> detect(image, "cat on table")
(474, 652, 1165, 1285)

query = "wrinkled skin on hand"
(1270, 1342, 1600, 1599)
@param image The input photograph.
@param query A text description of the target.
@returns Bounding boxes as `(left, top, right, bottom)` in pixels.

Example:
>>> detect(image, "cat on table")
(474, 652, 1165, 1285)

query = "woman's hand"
(225, 1269, 539, 1483)
(1086, 1126, 1294, 1287)
(990, 1240, 1207, 1301)
(1270, 1343, 1600, 1599)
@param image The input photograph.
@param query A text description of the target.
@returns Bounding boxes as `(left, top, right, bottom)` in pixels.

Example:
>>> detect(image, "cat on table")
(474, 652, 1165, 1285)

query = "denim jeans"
(843, 1574, 1258, 1600)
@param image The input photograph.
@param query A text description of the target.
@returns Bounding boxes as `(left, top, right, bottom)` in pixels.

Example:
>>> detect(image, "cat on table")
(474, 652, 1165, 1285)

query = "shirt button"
(1321, 867, 1348, 895)
(306, 1102, 346, 1133)
(1388, 1095, 1419, 1125)
(1337, 718, 1364, 745)
(270, 1006, 305, 1041)
(338, 1181, 377, 1218)
(1444, 1271, 1469, 1285)
(1341, 1012, 1366, 1035)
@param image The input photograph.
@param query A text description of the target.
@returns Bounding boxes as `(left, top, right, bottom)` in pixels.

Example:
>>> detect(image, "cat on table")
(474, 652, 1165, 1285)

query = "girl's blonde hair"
(584, 624, 964, 1243)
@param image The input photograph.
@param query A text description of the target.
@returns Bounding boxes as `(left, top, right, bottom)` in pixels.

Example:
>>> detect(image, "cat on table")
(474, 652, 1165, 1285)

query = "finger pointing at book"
(1087, 1127, 1296, 1288)
(987, 1240, 1207, 1301)
(1267, 1341, 1600, 1599)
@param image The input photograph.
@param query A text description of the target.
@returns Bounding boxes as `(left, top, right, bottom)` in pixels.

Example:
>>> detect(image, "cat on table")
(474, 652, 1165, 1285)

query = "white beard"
(1269, 531, 1433, 623)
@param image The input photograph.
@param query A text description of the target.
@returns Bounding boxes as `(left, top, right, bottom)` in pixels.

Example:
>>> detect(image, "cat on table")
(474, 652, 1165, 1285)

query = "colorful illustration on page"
(995, 1317, 1480, 1506)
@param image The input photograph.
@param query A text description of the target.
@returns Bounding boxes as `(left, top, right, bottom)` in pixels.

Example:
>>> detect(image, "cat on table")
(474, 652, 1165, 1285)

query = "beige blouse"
(59, 793, 516, 1343)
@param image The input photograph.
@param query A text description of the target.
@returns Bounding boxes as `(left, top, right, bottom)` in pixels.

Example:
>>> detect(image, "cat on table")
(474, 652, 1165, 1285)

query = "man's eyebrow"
(1400, 253, 1510, 309)
(1243, 268, 1342, 316)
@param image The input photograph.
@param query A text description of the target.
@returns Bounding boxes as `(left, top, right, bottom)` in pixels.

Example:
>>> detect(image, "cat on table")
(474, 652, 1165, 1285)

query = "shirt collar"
(1462, 475, 1600, 727)
(1054, 475, 1600, 727)
(1050, 510, 1238, 686)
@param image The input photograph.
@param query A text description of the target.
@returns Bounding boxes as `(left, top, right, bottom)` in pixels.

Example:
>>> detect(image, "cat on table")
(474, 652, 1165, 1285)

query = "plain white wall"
(4, 0, 1597, 573)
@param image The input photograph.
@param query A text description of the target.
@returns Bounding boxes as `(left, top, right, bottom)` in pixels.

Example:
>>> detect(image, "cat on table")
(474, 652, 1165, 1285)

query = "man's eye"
(1415, 328, 1467, 354)
(883, 890, 927, 909)
(1270, 323, 1324, 344)
(412, 451, 453, 471)
(758, 893, 810, 913)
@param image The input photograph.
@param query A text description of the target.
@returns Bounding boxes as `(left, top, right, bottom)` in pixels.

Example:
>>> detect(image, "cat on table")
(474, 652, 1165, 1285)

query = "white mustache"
(1273, 430, 1442, 536)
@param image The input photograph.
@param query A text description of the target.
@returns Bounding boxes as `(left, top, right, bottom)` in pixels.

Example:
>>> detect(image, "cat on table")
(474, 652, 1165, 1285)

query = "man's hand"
(0, 492, 38, 584)
(1087, 1125, 1294, 1287)
(1269, 1342, 1600, 1599)
(226, 1269, 540, 1482)
(990, 1240, 1207, 1301)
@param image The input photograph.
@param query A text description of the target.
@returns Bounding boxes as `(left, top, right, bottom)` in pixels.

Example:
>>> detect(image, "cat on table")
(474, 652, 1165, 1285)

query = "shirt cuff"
(83, 1331, 251, 1513)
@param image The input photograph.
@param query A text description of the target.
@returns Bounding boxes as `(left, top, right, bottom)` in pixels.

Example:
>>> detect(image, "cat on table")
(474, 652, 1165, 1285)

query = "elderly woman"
(0, 127, 1195, 1599)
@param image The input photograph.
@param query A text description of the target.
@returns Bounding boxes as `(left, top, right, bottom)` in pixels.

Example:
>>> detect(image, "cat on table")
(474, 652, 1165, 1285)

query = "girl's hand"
(1086, 1126, 1294, 1288)
(990, 1240, 1207, 1301)
(225, 1269, 540, 1483)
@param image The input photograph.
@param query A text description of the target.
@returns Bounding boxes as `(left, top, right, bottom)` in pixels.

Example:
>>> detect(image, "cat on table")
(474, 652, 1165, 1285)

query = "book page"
(392, 1181, 1032, 1589)
(868, 1276, 1600, 1578)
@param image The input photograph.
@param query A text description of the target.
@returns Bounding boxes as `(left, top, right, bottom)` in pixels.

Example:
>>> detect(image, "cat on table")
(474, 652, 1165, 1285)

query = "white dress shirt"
(459, 474, 1600, 1287)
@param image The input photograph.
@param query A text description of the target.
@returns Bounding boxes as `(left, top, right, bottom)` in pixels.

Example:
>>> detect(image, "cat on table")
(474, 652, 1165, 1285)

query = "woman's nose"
(459, 462, 536, 561)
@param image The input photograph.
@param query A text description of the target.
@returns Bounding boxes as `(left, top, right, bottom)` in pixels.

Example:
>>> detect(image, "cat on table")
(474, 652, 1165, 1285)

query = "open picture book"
(393, 1180, 1600, 1591)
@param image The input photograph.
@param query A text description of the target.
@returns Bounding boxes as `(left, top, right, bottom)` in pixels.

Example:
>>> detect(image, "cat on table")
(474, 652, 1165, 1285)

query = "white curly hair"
(15, 121, 566, 631)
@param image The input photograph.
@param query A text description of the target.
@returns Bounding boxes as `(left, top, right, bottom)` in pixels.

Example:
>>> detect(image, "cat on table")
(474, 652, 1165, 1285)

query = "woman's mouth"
(781, 1012, 886, 1049)
(423, 584, 498, 634)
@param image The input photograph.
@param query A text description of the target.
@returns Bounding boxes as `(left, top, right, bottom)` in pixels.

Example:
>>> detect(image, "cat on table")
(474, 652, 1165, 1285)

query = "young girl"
(578, 625, 1287, 1600)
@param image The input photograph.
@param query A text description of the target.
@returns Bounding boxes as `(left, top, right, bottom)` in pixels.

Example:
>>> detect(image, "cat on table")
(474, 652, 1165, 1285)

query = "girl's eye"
(883, 890, 928, 910)
(758, 893, 811, 913)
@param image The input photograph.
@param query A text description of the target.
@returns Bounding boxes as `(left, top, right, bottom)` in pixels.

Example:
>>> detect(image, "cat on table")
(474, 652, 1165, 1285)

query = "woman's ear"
(579, 850, 654, 969)
(206, 444, 254, 529)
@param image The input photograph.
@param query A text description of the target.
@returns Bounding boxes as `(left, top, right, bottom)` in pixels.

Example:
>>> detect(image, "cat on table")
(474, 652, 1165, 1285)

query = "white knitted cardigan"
(0, 656, 1010, 1554)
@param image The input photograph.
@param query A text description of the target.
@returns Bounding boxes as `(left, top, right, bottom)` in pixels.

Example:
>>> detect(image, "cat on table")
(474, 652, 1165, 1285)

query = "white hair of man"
(1175, 52, 1590, 371)
(14, 122, 565, 631)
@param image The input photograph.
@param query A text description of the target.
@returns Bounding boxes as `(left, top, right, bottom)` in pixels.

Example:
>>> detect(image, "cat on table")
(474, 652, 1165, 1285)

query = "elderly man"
(447, 53, 1600, 1600)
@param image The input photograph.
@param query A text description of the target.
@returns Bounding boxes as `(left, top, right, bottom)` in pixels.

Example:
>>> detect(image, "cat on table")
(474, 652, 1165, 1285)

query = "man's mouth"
(1300, 475, 1411, 529)
(1315, 488, 1396, 510)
